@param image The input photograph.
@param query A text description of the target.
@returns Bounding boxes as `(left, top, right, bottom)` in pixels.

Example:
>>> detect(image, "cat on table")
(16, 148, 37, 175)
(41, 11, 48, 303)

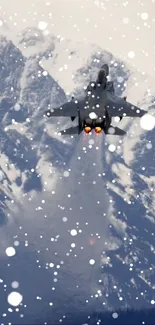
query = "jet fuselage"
(77, 78, 111, 133)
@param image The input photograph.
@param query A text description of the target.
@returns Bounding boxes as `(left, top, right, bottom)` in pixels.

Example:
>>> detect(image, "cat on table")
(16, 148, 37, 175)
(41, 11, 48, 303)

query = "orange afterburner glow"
(84, 126, 92, 134)
(95, 126, 102, 134)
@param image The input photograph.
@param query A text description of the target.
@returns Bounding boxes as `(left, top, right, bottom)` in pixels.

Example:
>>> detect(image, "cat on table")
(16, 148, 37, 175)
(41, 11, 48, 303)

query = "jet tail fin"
(105, 125, 126, 136)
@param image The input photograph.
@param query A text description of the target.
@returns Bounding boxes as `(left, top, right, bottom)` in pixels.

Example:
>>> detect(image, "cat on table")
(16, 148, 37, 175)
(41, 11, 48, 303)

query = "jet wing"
(107, 93, 146, 117)
(44, 101, 78, 117)
(104, 125, 126, 136)
(59, 126, 82, 135)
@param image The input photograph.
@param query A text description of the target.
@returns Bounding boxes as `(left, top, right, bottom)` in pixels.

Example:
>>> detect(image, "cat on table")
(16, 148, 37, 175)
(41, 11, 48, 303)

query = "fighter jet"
(44, 64, 146, 136)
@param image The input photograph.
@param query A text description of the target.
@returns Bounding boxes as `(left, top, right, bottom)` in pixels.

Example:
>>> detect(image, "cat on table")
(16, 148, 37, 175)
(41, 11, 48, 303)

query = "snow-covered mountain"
(1, 30, 155, 324)
(0, 31, 128, 214)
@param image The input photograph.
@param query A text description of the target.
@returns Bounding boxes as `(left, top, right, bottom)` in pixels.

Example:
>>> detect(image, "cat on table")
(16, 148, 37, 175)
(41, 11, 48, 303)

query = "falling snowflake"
(11, 281, 19, 289)
(117, 76, 124, 83)
(128, 51, 135, 59)
(114, 116, 121, 123)
(0, 20, 3, 27)
(49, 263, 54, 268)
(14, 103, 21, 111)
(108, 144, 116, 152)
(14, 241, 20, 247)
(63, 171, 70, 177)
(140, 114, 155, 130)
(7, 292, 23, 307)
(62, 217, 68, 222)
(49, 302, 53, 306)
(141, 13, 148, 20)
(89, 139, 95, 145)
(70, 229, 77, 236)
(89, 259, 95, 265)
(89, 112, 98, 119)
(122, 17, 129, 24)
(108, 127, 116, 135)
(38, 21, 48, 31)
(112, 312, 118, 319)
(146, 142, 152, 149)
(42, 70, 48, 76)
(5, 247, 16, 257)
(43, 30, 50, 36)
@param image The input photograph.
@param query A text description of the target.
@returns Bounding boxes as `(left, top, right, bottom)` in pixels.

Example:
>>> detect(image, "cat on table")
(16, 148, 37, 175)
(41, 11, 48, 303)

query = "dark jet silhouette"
(45, 64, 146, 136)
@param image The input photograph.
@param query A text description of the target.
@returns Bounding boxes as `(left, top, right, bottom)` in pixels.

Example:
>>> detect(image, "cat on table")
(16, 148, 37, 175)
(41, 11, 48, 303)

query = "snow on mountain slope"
(0, 36, 67, 225)
(17, 27, 56, 58)
(101, 70, 155, 310)
(17, 28, 130, 97)
(1, 32, 155, 323)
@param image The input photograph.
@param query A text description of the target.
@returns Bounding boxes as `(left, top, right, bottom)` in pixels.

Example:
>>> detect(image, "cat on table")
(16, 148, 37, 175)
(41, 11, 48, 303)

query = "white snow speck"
(49, 263, 54, 268)
(14, 241, 19, 246)
(11, 281, 19, 289)
(0, 20, 3, 27)
(108, 127, 115, 134)
(122, 17, 129, 24)
(89, 112, 98, 119)
(49, 302, 53, 306)
(42, 70, 48, 76)
(89, 259, 95, 265)
(70, 229, 77, 236)
(114, 116, 121, 123)
(89, 139, 95, 145)
(43, 29, 50, 36)
(112, 312, 118, 319)
(63, 171, 70, 177)
(7, 292, 23, 307)
(108, 144, 116, 152)
(146, 143, 152, 149)
(140, 114, 155, 130)
(151, 300, 155, 305)
(128, 51, 135, 59)
(141, 13, 148, 20)
(38, 21, 48, 30)
(14, 103, 21, 111)
(62, 217, 68, 222)
(71, 243, 76, 248)
(117, 76, 124, 83)
(5, 247, 16, 257)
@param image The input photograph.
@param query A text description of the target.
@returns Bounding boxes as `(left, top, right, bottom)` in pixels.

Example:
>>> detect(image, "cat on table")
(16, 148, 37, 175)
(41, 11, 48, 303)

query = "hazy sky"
(0, 0, 155, 76)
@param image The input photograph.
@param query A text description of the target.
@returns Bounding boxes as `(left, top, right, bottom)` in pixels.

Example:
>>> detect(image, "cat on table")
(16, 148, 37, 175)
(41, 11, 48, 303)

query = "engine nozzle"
(95, 126, 102, 134)
(84, 126, 92, 134)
